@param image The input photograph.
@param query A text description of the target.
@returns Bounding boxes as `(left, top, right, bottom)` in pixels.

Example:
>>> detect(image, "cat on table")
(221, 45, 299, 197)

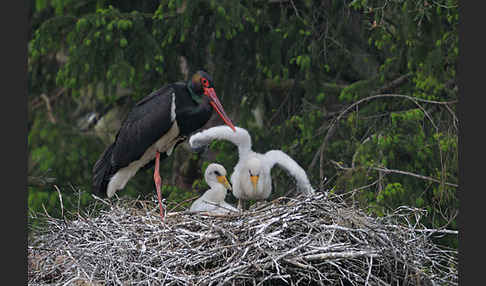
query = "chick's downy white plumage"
(190, 163, 238, 214)
(189, 126, 315, 209)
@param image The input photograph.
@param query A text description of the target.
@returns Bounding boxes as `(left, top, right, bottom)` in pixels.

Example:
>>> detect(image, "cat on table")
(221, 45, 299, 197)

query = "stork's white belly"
(106, 122, 181, 197)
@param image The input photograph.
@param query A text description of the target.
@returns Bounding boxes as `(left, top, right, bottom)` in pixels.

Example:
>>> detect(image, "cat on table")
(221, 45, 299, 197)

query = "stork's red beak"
(205, 87, 236, 132)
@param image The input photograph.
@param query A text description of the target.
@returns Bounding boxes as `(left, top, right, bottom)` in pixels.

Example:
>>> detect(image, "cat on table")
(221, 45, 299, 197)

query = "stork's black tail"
(93, 144, 115, 196)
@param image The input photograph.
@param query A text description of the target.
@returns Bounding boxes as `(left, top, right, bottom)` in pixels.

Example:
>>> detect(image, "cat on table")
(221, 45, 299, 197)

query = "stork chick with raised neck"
(189, 126, 315, 209)
(190, 163, 238, 214)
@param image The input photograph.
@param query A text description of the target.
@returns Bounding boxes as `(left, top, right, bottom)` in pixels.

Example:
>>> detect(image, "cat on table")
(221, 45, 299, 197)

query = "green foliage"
(339, 78, 380, 102)
(28, 186, 94, 230)
(165, 185, 195, 212)
(340, 105, 458, 247)
(29, 117, 102, 184)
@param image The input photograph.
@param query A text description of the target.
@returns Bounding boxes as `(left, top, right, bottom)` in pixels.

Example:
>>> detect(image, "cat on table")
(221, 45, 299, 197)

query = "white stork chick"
(190, 163, 238, 214)
(189, 126, 315, 209)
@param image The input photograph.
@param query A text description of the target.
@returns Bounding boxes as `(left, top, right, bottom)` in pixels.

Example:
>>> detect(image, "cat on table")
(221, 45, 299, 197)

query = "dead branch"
(303, 250, 378, 262)
(27, 176, 56, 187)
(31, 88, 65, 110)
(331, 160, 458, 188)
(371, 166, 458, 188)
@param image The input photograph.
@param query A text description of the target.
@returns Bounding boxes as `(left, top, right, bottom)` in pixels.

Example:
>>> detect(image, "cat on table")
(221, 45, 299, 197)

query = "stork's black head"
(189, 70, 214, 95)
(187, 70, 236, 131)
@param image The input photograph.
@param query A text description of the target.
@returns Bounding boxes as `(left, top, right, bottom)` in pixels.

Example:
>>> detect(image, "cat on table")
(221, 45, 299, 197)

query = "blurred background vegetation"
(28, 0, 458, 247)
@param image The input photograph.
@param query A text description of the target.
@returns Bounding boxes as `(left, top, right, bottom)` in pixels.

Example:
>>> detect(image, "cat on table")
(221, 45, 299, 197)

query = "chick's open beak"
(217, 175, 232, 191)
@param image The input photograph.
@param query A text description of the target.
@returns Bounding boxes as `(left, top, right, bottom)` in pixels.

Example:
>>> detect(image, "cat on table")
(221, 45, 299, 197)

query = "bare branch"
(372, 166, 458, 188)
(331, 160, 458, 188)
(303, 250, 378, 261)
(40, 93, 57, 124)
(27, 176, 56, 187)
(31, 88, 65, 110)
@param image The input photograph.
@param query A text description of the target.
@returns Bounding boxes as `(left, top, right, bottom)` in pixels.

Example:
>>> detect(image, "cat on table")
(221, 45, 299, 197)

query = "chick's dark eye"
(214, 171, 221, 176)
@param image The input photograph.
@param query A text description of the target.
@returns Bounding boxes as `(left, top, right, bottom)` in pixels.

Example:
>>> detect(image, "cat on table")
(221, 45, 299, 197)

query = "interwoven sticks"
(28, 193, 458, 285)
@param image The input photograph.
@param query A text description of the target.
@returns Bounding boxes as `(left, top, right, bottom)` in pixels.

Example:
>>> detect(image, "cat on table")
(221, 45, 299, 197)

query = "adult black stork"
(92, 70, 236, 220)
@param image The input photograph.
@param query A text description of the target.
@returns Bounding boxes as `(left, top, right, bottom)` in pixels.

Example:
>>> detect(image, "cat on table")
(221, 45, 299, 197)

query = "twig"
(303, 250, 378, 261)
(331, 160, 458, 188)
(372, 166, 458, 188)
(31, 88, 65, 110)
(365, 256, 373, 286)
(28, 176, 56, 187)
(54, 185, 64, 219)
(168, 195, 200, 212)
(90, 194, 111, 206)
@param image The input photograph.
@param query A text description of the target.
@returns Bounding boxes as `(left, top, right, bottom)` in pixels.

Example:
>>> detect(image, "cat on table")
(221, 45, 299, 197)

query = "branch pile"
(28, 193, 458, 285)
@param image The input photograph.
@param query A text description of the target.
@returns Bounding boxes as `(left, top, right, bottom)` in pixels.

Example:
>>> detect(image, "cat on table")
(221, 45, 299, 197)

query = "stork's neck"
(186, 80, 203, 104)
(204, 184, 227, 203)
(173, 82, 212, 135)
(182, 95, 212, 124)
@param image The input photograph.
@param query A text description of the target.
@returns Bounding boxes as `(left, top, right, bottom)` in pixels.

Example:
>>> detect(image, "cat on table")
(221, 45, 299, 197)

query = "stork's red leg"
(154, 151, 164, 221)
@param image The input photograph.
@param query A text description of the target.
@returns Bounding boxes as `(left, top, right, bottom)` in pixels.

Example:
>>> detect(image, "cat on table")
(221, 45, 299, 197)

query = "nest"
(28, 192, 458, 285)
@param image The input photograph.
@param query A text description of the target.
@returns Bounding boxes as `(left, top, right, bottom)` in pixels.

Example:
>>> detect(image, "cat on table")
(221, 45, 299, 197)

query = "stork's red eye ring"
(201, 78, 209, 88)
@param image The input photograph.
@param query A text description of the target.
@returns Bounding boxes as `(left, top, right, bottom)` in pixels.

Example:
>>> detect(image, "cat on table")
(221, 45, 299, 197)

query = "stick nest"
(28, 193, 458, 285)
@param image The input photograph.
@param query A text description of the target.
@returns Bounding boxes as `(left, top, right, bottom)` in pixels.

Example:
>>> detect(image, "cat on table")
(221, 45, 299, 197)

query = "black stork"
(92, 70, 236, 220)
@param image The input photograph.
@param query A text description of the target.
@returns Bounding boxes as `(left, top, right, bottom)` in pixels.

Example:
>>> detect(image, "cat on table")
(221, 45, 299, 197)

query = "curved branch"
(40, 94, 57, 124)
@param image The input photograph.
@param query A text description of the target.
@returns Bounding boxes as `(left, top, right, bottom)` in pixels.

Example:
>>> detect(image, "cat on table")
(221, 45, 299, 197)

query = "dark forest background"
(27, 0, 458, 248)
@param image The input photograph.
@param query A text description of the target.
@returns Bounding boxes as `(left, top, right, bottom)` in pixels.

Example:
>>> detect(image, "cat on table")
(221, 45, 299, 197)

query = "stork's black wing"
(111, 85, 176, 170)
